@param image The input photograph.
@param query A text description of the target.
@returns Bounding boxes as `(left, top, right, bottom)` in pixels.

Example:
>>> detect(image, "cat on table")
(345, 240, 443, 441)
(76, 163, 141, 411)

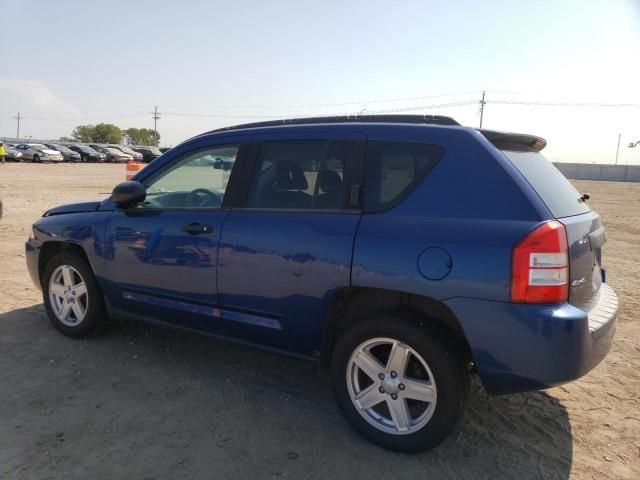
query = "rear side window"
(364, 140, 445, 212)
(247, 140, 349, 210)
(503, 151, 590, 218)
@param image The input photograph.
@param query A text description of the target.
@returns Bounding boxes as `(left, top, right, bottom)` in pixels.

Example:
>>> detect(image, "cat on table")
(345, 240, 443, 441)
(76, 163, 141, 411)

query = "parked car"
(5, 146, 23, 161)
(68, 145, 106, 163)
(159, 147, 172, 153)
(45, 144, 81, 162)
(89, 145, 133, 163)
(212, 156, 234, 171)
(131, 146, 162, 163)
(107, 144, 144, 162)
(14, 144, 64, 163)
(25, 115, 618, 453)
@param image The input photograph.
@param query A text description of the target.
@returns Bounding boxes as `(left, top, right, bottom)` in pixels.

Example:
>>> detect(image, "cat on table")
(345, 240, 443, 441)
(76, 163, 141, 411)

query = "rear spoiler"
(478, 129, 547, 152)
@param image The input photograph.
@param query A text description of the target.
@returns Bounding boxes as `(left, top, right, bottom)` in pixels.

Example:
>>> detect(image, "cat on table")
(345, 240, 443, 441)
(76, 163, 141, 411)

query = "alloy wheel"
(48, 265, 89, 326)
(346, 337, 437, 435)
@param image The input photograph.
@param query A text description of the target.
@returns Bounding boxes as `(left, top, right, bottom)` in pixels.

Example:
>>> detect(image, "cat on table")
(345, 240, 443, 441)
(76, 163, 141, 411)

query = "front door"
(217, 132, 365, 355)
(104, 141, 245, 331)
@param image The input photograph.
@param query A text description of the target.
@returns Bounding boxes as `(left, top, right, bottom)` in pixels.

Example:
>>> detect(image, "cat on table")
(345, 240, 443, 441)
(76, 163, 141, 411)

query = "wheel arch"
(38, 241, 94, 282)
(320, 287, 473, 370)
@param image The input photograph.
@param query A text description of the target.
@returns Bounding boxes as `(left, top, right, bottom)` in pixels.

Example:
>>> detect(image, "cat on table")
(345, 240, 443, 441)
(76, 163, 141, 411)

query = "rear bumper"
(445, 284, 618, 395)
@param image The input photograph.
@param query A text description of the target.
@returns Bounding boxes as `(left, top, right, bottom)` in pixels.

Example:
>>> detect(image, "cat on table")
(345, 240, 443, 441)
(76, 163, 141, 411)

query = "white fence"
(553, 163, 640, 182)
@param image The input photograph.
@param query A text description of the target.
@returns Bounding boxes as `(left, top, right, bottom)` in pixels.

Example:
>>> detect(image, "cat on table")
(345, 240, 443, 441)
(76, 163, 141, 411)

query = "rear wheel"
(33, 154, 39, 163)
(42, 252, 108, 338)
(330, 314, 469, 453)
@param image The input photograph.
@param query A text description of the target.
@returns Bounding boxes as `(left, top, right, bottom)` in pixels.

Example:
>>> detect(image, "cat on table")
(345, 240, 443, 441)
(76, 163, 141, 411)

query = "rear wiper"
(579, 193, 590, 203)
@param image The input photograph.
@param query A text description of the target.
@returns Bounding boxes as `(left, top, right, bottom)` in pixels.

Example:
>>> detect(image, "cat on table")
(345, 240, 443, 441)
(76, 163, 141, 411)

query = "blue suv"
(26, 115, 618, 452)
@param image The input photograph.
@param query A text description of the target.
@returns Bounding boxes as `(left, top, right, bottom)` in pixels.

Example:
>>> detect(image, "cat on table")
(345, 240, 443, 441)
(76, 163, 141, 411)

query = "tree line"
(65, 123, 160, 146)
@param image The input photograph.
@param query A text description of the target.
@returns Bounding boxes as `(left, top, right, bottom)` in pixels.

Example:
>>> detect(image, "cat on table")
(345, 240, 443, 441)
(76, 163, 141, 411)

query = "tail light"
(511, 221, 569, 304)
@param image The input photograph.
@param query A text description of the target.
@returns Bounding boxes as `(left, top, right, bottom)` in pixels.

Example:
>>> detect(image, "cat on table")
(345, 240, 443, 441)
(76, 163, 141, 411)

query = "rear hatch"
(482, 130, 604, 308)
(503, 149, 604, 308)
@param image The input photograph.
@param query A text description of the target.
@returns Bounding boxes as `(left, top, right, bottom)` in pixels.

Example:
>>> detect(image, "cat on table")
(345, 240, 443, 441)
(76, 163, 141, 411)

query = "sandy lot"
(0, 163, 639, 479)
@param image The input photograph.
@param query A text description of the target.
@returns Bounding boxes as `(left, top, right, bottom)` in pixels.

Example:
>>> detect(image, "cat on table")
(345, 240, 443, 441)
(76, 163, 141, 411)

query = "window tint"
(247, 140, 348, 210)
(503, 151, 590, 218)
(140, 144, 239, 209)
(364, 140, 445, 211)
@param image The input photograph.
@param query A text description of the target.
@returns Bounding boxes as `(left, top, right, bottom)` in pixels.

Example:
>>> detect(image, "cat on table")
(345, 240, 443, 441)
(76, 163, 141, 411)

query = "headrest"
(275, 161, 308, 190)
(318, 170, 343, 192)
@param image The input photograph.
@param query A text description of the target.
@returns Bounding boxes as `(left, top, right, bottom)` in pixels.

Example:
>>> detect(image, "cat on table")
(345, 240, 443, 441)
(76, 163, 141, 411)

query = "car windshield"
(80, 146, 98, 153)
(121, 147, 137, 155)
(52, 145, 72, 153)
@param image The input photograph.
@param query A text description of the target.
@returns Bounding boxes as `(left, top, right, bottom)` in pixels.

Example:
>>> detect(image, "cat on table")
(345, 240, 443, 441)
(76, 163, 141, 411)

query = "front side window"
(140, 144, 239, 209)
(247, 139, 348, 210)
(364, 140, 445, 212)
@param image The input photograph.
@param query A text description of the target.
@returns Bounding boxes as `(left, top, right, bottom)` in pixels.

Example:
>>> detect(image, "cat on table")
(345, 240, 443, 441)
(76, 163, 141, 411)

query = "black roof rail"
(478, 129, 547, 152)
(208, 114, 460, 133)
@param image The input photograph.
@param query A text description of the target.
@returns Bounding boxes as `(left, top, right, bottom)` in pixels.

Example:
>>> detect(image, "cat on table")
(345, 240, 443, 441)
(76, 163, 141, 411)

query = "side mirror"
(112, 181, 146, 208)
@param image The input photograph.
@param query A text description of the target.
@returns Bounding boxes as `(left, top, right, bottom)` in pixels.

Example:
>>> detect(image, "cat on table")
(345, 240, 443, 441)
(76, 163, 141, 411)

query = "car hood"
(43, 200, 102, 217)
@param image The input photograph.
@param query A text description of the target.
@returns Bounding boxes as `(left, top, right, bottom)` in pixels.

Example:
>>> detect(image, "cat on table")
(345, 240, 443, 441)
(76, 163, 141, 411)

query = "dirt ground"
(0, 163, 639, 480)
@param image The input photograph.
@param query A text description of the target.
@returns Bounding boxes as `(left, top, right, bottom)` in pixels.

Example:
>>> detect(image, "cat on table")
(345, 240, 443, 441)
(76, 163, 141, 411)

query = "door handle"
(181, 223, 214, 235)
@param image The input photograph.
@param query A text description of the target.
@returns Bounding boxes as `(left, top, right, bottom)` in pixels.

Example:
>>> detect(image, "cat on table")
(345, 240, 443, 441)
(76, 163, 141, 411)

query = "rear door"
(503, 151, 604, 307)
(217, 131, 365, 355)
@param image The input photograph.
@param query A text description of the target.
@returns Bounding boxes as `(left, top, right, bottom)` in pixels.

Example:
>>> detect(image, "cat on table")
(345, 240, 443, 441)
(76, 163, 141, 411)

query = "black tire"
(330, 313, 469, 453)
(42, 251, 108, 338)
(33, 154, 39, 163)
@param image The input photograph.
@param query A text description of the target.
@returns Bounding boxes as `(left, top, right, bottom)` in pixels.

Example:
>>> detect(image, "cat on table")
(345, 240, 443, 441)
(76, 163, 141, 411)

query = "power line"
(162, 91, 483, 110)
(164, 100, 479, 119)
(488, 100, 640, 108)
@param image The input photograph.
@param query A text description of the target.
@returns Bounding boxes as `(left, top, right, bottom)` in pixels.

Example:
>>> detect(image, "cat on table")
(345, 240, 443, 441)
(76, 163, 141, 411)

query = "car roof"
(182, 115, 546, 153)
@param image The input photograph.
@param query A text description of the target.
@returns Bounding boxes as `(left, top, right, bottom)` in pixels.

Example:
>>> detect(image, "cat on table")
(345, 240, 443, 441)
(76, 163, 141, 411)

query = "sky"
(1, 0, 639, 163)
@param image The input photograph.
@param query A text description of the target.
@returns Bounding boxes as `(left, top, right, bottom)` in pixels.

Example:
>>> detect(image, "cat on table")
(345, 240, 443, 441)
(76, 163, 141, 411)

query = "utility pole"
(615, 133, 622, 165)
(479, 91, 486, 128)
(151, 105, 161, 146)
(14, 112, 21, 140)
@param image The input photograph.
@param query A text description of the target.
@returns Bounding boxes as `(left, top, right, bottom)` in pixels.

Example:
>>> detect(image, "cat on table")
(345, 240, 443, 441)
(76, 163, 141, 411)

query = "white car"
(15, 144, 64, 163)
(107, 144, 144, 162)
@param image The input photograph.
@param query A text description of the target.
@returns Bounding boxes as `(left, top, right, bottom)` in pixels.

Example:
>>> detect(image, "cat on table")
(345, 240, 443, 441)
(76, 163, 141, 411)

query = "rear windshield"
(503, 151, 590, 218)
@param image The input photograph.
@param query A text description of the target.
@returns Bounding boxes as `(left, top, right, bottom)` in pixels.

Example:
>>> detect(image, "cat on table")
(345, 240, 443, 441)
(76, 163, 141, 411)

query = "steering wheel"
(187, 188, 220, 207)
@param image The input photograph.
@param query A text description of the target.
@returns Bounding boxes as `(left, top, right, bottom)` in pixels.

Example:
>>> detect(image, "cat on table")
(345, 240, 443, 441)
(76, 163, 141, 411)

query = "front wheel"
(33, 154, 40, 163)
(330, 314, 469, 453)
(42, 252, 108, 338)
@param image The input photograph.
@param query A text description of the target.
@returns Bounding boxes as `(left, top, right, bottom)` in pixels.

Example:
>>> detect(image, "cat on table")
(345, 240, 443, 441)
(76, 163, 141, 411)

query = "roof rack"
(209, 114, 460, 133)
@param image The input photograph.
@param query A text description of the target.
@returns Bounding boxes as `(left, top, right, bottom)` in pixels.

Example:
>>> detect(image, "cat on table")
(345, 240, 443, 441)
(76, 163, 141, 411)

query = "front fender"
(29, 211, 111, 288)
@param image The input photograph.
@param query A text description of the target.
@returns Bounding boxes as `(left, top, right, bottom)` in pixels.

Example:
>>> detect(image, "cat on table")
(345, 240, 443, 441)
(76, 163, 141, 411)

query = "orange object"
(126, 161, 143, 181)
